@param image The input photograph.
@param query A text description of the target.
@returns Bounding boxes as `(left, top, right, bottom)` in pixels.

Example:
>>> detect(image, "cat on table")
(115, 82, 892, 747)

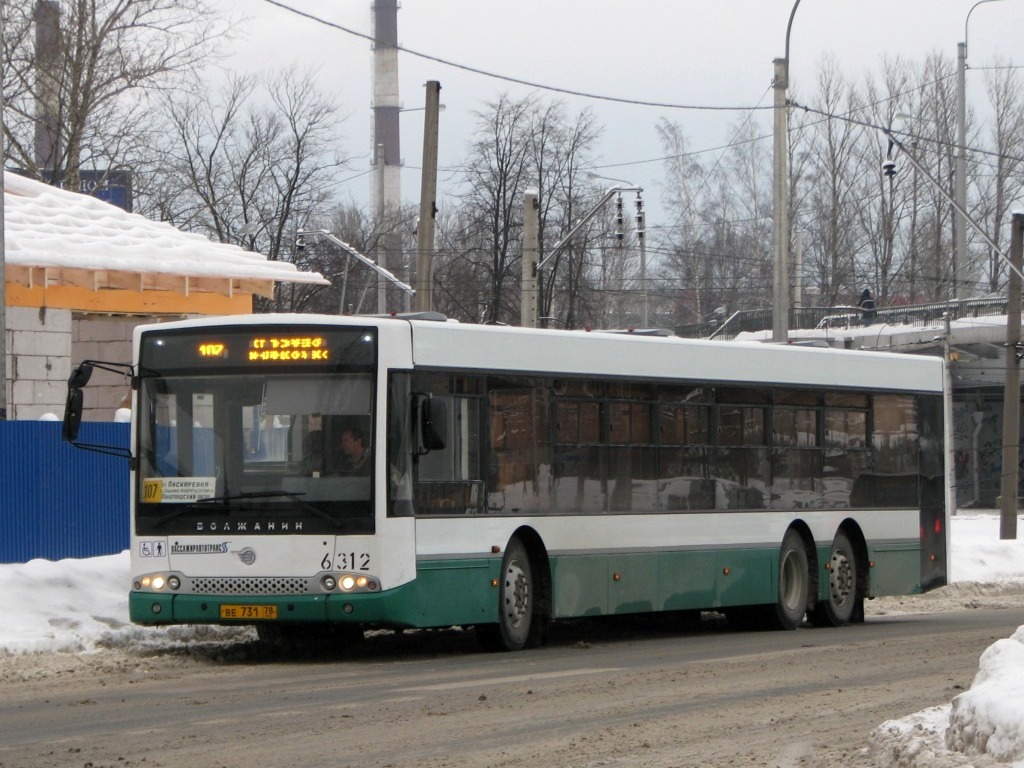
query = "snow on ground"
(1, 513, 1023, 765)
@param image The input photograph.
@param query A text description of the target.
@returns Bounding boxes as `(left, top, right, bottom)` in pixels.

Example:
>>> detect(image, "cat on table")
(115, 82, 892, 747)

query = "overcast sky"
(221, 0, 1024, 227)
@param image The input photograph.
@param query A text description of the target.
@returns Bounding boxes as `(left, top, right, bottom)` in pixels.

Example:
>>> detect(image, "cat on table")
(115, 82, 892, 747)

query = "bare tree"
(439, 93, 602, 326)
(527, 103, 601, 328)
(2, 0, 227, 191)
(142, 69, 351, 312)
(454, 94, 534, 324)
(976, 60, 1024, 295)
(798, 58, 869, 306)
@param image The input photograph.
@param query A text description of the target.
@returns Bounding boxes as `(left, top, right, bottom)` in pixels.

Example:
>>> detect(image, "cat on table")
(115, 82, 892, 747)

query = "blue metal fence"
(0, 421, 130, 563)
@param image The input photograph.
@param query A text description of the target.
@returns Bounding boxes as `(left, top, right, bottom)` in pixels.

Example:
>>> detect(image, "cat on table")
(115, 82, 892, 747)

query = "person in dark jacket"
(859, 287, 876, 326)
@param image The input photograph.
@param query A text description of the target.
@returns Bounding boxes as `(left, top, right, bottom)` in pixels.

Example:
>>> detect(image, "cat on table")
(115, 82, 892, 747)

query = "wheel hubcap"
(504, 560, 529, 627)
(829, 550, 853, 607)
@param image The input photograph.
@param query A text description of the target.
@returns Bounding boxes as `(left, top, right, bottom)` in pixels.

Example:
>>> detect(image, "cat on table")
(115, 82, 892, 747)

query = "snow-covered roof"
(3, 171, 329, 299)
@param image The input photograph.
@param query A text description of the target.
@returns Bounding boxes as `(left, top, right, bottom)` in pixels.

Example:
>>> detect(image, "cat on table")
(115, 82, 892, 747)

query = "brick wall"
(6, 306, 72, 420)
(3, 312, 191, 422)
(72, 316, 145, 421)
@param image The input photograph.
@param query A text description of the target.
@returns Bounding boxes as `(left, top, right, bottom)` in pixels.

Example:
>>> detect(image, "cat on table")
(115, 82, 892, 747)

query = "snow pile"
(870, 707, 953, 767)
(946, 626, 1024, 763)
(3, 170, 328, 286)
(870, 628, 1024, 768)
(952, 515, 1024, 584)
(0, 552, 132, 654)
(0, 552, 249, 656)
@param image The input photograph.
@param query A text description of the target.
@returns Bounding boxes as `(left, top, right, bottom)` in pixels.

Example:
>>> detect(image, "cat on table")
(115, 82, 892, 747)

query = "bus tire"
(478, 536, 535, 652)
(811, 530, 859, 627)
(774, 528, 810, 630)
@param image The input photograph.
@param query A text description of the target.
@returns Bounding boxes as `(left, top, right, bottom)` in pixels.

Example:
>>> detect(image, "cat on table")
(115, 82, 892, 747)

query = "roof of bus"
(137, 313, 944, 394)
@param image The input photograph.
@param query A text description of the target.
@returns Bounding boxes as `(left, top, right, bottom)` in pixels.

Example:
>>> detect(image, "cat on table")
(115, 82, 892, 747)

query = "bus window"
(715, 393, 768, 509)
(487, 383, 551, 514)
(387, 374, 414, 517)
(415, 394, 484, 514)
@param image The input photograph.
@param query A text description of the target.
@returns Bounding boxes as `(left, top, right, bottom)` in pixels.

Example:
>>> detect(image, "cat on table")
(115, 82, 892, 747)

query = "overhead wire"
(261, 0, 771, 113)
(262, 0, 1024, 300)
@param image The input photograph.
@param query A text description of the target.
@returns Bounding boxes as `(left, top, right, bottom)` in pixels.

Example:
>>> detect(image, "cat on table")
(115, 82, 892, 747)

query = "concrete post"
(414, 81, 441, 313)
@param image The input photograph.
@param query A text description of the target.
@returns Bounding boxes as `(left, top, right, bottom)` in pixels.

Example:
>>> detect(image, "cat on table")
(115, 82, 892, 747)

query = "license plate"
(219, 604, 278, 620)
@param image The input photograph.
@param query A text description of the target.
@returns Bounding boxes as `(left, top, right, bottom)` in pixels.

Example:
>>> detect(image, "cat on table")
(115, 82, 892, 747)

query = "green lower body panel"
(130, 557, 502, 629)
(129, 541, 925, 629)
(865, 544, 924, 596)
(550, 547, 778, 617)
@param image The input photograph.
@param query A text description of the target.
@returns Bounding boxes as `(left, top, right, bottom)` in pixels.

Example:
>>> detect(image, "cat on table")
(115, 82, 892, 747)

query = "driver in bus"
(335, 426, 371, 475)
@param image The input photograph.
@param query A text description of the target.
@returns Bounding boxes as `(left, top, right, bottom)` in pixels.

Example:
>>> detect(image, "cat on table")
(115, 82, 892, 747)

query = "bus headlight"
(136, 573, 182, 591)
(320, 573, 379, 593)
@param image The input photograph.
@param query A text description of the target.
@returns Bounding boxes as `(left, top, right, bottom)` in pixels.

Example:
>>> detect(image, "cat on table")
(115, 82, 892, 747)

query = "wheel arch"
(509, 525, 552, 624)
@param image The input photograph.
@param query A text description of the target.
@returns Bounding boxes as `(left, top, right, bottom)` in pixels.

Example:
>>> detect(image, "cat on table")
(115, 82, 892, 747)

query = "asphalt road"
(1, 608, 1020, 768)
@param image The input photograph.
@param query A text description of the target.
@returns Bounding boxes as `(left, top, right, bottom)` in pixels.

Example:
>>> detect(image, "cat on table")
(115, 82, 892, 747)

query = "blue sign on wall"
(25, 168, 134, 212)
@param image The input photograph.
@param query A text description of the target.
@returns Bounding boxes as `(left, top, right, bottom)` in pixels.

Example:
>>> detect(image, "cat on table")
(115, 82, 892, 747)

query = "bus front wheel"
(774, 529, 810, 630)
(478, 536, 536, 651)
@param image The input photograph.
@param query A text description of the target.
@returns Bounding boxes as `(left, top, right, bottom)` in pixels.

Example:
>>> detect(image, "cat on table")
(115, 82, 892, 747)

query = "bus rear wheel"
(811, 530, 859, 627)
(478, 536, 537, 651)
(774, 528, 810, 630)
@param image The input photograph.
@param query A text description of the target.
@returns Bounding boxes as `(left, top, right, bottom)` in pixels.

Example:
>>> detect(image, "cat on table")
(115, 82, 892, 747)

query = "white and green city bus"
(64, 313, 950, 650)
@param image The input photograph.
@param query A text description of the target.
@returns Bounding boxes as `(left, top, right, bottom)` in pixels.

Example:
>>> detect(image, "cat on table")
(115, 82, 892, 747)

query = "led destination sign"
(140, 326, 375, 371)
(197, 336, 330, 363)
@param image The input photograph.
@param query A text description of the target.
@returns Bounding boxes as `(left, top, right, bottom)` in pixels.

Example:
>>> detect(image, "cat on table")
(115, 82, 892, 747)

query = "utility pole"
(414, 81, 440, 313)
(955, 41, 968, 299)
(957, 0, 1012, 299)
(772, 56, 790, 342)
(1, 7, 7, 420)
(772, 0, 802, 343)
(636, 194, 648, 328)
(1000, 212, 1024, 540)
(521, 191, 539, 328)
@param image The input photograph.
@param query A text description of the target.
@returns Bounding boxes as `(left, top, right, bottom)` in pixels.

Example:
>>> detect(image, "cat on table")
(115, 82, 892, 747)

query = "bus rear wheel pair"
(776, 527, 862, 630)
(731, 527, 861, 631)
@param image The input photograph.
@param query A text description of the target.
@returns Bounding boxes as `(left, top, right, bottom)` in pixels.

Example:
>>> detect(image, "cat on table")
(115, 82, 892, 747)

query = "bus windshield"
(136, 370, 375, 536)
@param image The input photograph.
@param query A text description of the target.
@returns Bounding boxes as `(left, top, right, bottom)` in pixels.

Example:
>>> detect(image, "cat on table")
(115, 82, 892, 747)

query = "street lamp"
(524, 181, 643, 329)
(298, 229, 415, 316)
(956, 0, 1013, 300)
(585, 173, 648, 327)
(239, 221, 260, 252)
(772, 0, 802, 343)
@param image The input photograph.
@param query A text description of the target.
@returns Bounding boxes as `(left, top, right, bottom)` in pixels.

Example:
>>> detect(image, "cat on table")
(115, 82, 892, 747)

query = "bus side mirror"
(60, 359, 135, 463)
(63, 387, 85, 442)
(68, 362, 94, 389)
(413, 393, 447, 455)
(62, 363, 95, 442)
